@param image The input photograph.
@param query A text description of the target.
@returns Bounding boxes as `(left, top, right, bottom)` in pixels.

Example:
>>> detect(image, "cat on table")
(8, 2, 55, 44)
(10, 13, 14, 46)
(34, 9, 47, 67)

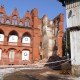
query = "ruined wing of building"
(0, 5, 64, 65)
(39, 14, 64, 60)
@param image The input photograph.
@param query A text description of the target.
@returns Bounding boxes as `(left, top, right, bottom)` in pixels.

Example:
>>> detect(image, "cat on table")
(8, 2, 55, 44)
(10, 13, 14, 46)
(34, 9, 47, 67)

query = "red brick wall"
(0, 6, 64, 65)
(0, 6, 41, 65)
(57, 14, 64, 57)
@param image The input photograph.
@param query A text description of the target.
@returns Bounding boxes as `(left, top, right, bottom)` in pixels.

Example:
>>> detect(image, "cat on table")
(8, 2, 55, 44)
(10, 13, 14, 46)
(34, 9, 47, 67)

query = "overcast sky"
(0, 0, 66, 29)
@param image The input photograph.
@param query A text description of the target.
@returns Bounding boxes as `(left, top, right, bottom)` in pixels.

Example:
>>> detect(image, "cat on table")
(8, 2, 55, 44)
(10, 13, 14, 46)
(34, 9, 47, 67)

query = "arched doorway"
(9, 49, 15, 62)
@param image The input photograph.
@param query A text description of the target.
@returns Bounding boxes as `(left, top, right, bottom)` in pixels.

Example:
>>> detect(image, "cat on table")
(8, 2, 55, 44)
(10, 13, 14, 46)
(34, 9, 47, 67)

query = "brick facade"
(0, 6, 40, 65)
(0, 5, 64, 65)
(39, 14, 64, 59)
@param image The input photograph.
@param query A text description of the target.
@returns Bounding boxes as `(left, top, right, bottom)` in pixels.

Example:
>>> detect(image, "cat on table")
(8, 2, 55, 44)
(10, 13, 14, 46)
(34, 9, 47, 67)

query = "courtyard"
(3, 68, 73, 80)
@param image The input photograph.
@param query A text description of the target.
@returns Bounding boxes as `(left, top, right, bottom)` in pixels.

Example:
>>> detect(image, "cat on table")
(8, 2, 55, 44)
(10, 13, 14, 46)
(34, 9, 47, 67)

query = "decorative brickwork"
(0, 6, 64, 65)
(0, 6, 40, 65)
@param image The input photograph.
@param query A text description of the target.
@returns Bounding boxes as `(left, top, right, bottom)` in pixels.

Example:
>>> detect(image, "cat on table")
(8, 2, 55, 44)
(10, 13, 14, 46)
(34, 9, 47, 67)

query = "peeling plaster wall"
(39, 13, 64, 59)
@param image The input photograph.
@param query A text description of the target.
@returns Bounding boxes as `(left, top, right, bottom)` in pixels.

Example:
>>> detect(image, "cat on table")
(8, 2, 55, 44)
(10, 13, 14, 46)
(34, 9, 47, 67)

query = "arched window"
(9, 35, 18, 43)
(0, 13, 4, 23)
(0, 34, 4, 42)
(12, 16, 18, 25)
(8, 31, 18, 45)
(19, 21, 23, 26)
(0, 30, 4, 43)
(22, 33, 31, 46)
(25, 18, 30, 27)
(0, 49, 2, 60)
(9, 50, 15, 62)
(0, 18, 4, 23)
(0, 14, 3, 16)
(22, 36, 30, 44)
(22, 50, 29, 60)
(6, 20, 10, 24)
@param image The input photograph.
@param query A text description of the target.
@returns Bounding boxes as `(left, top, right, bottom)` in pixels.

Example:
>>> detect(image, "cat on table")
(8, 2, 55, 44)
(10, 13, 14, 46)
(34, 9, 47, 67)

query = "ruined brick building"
(39, 14, 64, 59)
(0, 6, 64, 65)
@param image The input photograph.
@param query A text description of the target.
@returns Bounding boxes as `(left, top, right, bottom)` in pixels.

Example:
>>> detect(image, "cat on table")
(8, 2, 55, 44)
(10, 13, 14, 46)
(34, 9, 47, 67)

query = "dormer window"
(12, 16, 18, 25)
(19, 21, 23, 26)
(0, 13, 3, 16)
(13, 16, 17, 19)
(0, 18, 4, 23)
(6, 20, 10, 24)
(0, 13, 4, 23)
(25, 18, 30, 27)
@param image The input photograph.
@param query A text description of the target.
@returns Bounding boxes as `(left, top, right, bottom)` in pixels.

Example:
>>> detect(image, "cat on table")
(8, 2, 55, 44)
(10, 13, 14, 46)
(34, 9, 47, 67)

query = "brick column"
(18, 37, 21, 46)
(32, 29, 40, 61)
(4, 36, 8, 45)
(32, 8, 40, 61)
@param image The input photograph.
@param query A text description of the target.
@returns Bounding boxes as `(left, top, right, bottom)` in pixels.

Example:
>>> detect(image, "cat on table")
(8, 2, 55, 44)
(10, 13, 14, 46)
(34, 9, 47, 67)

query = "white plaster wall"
(42, 14, 48, 58)
(42, 33, 48, 58)
(48, 51, 53, 58)
(47, 27, 53, 38)
(66, 6, 80, 28)
(42, 35, 48, 49)
(54, 27, 58, 36)
(48, 39, 53, 50)
(42, 16, 55, 59)
(43, 25, 47, 35)
(50, 21, 53, 26)
(48, 39, 53, 57)
(42, 24, 48, 58)
(43, 16, 48, 26)
(46, 27, 54, 57)
(70, 31, 80, 65)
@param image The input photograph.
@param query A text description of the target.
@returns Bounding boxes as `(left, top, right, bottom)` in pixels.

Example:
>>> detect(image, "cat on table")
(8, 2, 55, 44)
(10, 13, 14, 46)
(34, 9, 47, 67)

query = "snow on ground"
(0, 68, 16, 80)
(0, 68, 27, 80)
(0, 67, 80, 80)
(0, 67, 44, 80)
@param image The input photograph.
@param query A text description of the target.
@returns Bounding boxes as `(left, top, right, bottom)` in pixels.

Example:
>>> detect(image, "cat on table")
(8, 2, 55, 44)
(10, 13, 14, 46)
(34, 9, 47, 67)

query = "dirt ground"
(3, 68, 73, 80)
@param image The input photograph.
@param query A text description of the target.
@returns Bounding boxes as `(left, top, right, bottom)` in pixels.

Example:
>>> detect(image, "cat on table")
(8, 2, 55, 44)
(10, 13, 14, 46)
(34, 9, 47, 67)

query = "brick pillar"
(4, 36, 8, 45)
(57, 34, 63, 57)
(57, 14, 64, 57)
(32, 8, 40, 61)
(33, 29, 40, 61)
(18, 37, 21, 46)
